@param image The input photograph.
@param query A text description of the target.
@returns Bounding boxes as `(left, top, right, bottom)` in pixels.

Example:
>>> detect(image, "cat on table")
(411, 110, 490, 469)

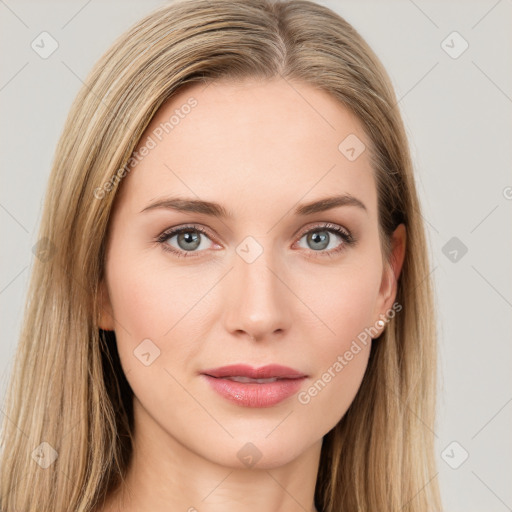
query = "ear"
(372, 223, 406, 334)
(97, 278, 115, 331)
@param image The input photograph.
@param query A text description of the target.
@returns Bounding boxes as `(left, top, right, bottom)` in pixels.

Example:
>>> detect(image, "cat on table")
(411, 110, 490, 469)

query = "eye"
(155, 222, 356, 259)
(156, 225, 217, 258)
(295, 223, 355, 257)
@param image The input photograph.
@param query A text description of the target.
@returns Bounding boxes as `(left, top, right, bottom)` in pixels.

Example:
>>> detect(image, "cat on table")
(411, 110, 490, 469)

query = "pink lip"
(201, 364, 306, 379)
(200, 364, 307, 408)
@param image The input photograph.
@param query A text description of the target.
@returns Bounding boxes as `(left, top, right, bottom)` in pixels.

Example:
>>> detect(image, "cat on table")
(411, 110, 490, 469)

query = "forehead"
(117, 78, 377, 217)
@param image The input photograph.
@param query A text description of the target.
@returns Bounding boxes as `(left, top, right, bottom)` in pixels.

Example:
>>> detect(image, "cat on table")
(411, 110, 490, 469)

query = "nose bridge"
(224, 235, 291, 340)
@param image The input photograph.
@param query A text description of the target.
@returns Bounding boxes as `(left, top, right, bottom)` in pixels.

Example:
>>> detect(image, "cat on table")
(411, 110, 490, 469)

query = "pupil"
(179, 231, 200, 250)
(309, 231, 328, 250)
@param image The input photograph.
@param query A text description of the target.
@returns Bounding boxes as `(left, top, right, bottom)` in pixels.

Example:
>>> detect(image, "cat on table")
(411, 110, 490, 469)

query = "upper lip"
(201, 364, 307, 379)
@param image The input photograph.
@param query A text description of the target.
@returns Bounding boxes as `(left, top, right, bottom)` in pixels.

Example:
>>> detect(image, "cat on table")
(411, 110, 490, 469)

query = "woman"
(0, 0, 442, 511)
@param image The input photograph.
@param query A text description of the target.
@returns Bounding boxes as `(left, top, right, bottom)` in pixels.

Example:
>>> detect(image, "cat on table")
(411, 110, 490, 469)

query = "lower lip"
(201, 375, 306, 408)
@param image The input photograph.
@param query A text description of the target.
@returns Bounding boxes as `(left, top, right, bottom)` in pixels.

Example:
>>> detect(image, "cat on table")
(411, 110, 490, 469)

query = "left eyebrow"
(294, 194, 367, 215)
(139, 193, 367, 217)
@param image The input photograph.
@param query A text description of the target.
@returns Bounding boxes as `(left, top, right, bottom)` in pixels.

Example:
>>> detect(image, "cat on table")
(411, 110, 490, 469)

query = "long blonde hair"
(0, 0, 442, 510)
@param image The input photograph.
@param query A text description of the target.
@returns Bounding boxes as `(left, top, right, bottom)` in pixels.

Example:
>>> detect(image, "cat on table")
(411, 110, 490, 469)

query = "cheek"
(297, 339, 371, 434)
(291, 258, 381, 427)
(321, 273, 378, 330)
(106, 238, 210, 334)
(104, 252, 210, 422)
(297, 250, 382, 347)
(105, 246, 222, 377)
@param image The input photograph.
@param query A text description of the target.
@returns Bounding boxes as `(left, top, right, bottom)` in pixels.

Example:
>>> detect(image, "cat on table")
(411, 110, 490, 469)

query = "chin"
(198, 432, 315, 470)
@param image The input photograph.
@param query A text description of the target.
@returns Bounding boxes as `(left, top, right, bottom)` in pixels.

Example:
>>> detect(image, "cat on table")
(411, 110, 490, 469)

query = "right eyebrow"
(140, 197, 233, 218)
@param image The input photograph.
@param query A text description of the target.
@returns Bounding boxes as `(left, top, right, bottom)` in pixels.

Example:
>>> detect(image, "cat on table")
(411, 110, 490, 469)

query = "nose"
(223, 241, 293, 343)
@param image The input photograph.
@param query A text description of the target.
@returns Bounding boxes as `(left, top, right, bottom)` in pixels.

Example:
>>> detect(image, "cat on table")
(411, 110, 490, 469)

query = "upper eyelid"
(298, 222, 350, 236)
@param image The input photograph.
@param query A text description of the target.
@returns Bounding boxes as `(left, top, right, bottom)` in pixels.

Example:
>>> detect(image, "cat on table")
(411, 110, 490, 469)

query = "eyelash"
(154, 223, 356, 259)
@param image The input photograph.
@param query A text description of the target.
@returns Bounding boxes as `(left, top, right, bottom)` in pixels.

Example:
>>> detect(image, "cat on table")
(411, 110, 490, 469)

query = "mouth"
(214, 376, 290, 383)
(200, 364, 307, 408)
(201, 363, 307, 380)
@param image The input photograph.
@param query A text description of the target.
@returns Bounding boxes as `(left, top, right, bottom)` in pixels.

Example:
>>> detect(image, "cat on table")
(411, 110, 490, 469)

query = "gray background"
(1, 1, 511, 510)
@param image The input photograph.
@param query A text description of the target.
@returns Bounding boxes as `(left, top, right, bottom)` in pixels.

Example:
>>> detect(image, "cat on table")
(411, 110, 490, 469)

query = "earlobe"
(97, 279, 115, 331)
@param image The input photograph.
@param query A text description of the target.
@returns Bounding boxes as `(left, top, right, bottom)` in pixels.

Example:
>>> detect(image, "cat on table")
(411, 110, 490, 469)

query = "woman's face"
(99, 77, 404, 469)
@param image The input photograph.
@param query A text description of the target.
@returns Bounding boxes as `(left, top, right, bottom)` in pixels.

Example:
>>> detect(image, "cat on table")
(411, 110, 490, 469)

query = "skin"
(97, 77, 406, 512)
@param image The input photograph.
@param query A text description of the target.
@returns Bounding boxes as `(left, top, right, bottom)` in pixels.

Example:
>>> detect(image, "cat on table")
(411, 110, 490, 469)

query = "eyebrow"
(140, 193, 367, 217)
